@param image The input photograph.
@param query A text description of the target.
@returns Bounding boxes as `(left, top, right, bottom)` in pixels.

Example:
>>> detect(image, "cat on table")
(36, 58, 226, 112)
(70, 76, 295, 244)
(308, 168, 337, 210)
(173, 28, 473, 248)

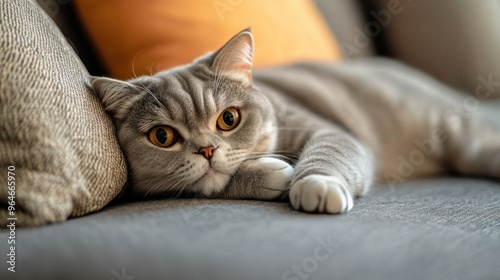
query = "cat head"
(92, 29, 277, 197)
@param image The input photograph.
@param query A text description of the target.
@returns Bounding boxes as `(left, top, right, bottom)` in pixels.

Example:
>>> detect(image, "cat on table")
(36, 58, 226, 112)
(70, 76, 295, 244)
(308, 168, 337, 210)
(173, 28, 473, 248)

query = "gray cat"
(92, 29, 500, 214)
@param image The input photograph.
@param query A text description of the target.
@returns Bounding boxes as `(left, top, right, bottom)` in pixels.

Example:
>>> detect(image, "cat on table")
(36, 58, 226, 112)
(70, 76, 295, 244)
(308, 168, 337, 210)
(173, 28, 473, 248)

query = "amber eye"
(217, 107, 241, 131)
(149, 126, 178, 147)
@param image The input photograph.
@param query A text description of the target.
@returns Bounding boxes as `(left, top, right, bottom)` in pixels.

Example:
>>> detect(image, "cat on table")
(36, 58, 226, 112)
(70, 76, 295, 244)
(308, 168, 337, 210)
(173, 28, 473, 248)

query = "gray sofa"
(1, 1, 499, 280)
(2, 178, 500, 280)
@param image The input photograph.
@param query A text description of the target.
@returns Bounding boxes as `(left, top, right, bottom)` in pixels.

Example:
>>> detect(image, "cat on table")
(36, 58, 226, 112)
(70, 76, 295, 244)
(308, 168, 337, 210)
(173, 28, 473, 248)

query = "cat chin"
(196, 171, 231, 196)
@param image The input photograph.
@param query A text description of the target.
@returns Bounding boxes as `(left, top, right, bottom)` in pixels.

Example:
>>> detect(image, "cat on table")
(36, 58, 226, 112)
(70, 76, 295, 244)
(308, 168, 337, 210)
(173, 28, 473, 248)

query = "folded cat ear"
(211, 28, 254, 85)
(91, 76, 142, 121)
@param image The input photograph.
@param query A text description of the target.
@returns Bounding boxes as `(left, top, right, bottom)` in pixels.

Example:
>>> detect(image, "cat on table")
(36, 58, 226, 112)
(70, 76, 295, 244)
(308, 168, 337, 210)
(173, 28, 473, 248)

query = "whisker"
(261, 186, 291, 192)
(213, 45, 239, 96)
(131, 49, 166, 109)
(131, 48, 147, 80)
(247, 151, 298, 159)
(276, 127, 312, 131)
(143, 176, 178, 199)
(169, 177, 190, 199)
(149, 57, 161, 76)
(141, 166, 190, 199)
(247, 150, 296, 155)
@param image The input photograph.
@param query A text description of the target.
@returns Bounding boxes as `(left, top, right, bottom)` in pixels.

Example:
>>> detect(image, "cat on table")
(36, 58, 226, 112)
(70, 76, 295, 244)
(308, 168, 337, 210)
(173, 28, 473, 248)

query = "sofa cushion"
(0, 0, 127, 226)
(73, 0, 343, 79)
(1, 178, 498, 279)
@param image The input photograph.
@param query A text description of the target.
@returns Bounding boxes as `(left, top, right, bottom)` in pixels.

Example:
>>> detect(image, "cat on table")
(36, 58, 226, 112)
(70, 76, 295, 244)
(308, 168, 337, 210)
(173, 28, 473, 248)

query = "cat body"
(255, 60, 500, 184)
(92, 29, 500, 213)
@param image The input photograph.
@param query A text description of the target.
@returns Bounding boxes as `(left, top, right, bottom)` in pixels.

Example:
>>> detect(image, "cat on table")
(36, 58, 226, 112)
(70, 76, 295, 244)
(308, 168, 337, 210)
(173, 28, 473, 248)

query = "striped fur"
(92, 30, 500, 214)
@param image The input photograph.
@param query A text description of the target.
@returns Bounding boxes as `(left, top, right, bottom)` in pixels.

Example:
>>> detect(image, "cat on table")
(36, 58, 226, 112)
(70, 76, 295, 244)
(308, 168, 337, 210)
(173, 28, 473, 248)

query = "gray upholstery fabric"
(0, 0, 127, 226)
(1, 178, 499, 280)
(372, 0, 500, 98)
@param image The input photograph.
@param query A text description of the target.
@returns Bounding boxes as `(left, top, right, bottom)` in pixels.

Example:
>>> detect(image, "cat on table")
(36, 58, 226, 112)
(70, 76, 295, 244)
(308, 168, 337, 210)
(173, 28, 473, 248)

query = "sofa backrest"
(36, 0, 375, 76)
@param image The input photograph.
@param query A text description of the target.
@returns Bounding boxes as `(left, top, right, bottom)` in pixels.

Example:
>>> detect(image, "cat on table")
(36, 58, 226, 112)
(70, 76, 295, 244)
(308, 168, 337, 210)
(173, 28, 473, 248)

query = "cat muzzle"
(197, 145, 218, 160)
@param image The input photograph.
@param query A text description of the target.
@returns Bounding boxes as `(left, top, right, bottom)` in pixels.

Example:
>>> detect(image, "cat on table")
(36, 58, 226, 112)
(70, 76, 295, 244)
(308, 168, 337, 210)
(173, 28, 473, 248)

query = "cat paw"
(256, 157, 294, 198)
(289, 175, 353, 214)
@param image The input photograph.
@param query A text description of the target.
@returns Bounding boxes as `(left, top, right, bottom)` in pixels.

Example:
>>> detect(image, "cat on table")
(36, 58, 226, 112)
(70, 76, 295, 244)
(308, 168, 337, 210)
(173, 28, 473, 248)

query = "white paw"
(255, 157, 294, 190)
(289, 175, 353, 213)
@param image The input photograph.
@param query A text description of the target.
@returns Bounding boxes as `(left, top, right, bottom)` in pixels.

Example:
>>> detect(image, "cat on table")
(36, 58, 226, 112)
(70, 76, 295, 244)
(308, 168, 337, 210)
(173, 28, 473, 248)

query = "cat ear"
(91, 77, 142, 121)
(211, 28, 254, 85)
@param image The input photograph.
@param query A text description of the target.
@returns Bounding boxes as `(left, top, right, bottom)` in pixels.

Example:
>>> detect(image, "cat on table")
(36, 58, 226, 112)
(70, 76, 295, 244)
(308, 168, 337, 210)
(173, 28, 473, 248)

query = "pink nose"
(198, 146, 217, 159)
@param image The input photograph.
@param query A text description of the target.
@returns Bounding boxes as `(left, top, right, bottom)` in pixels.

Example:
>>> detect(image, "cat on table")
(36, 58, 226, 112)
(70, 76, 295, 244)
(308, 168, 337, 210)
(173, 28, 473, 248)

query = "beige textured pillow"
(0, 0, 127, 226)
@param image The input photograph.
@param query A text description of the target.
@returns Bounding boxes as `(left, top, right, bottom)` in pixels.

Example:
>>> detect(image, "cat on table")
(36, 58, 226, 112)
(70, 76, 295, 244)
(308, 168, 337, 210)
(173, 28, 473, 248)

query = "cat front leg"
(214, 157, 294, 200)
(443, 116, 500, 179)
(289, 129, 374, 213)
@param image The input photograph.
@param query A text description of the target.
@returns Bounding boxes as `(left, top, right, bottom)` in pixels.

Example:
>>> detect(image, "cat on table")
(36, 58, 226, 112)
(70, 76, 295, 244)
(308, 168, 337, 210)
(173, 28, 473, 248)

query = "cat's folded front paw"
(289, 175, 353, 214)
(255, 157, 294, 199)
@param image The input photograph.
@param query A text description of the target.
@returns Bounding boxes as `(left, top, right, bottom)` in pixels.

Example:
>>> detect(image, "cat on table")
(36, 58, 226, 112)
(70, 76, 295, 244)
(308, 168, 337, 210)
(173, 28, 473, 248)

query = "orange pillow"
(74, 0, 342, 80)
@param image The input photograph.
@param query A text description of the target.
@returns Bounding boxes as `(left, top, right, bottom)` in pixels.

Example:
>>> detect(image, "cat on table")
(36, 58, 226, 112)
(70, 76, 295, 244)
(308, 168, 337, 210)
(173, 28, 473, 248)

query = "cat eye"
(217, 107, 241, 131)
(149, 126, 178, 147)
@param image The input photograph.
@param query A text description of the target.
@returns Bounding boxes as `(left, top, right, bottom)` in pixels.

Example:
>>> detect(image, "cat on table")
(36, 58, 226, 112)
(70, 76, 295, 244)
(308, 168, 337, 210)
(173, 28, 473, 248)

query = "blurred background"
(39, 0, 500, 99)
